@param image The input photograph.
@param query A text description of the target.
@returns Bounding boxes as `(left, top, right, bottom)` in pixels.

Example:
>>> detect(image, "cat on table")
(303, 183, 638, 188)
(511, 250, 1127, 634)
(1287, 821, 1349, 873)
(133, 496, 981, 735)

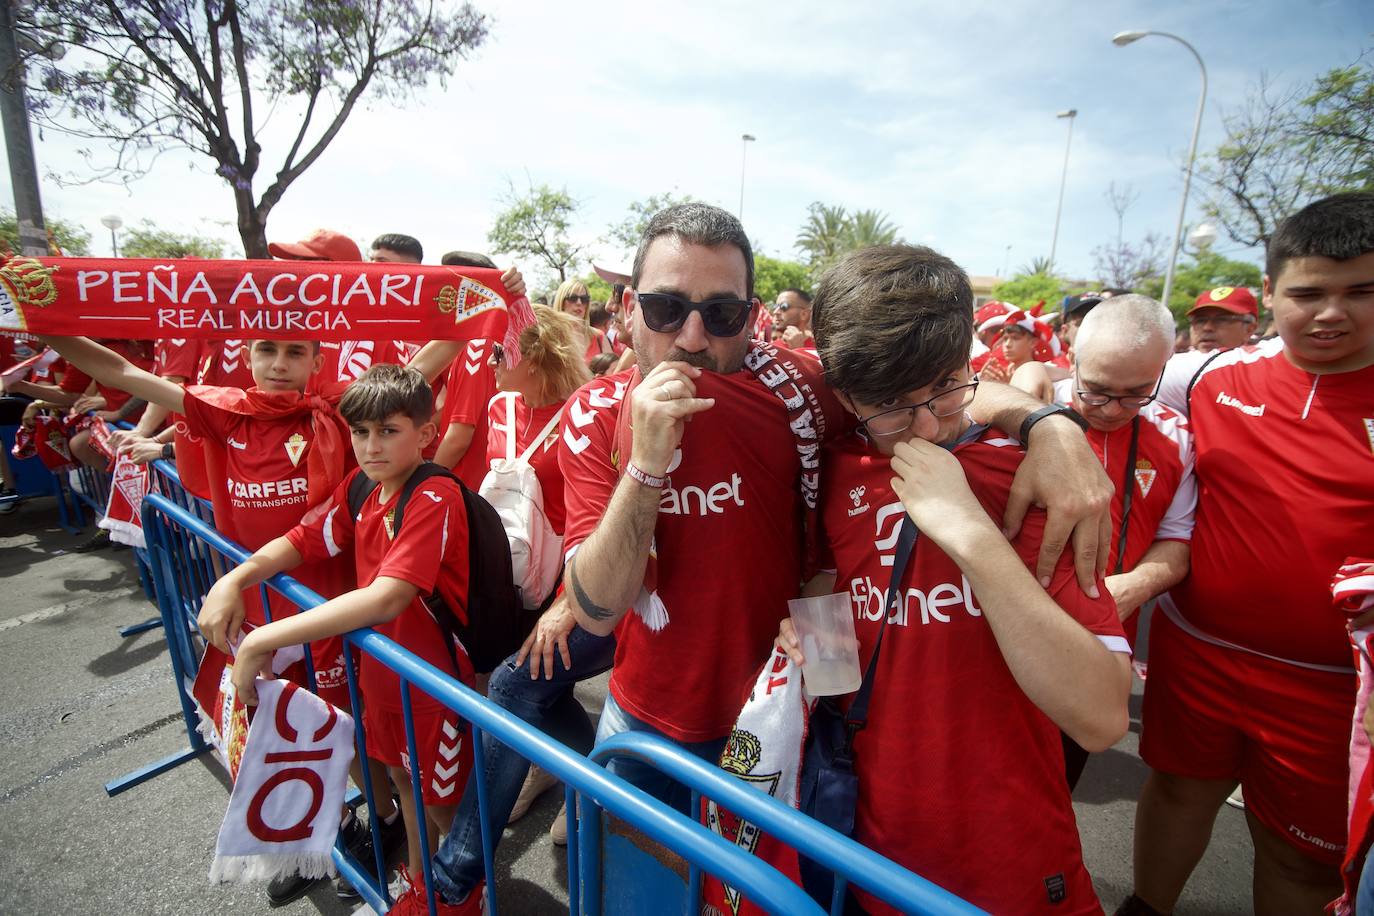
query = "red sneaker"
(388, 867, 485, 916)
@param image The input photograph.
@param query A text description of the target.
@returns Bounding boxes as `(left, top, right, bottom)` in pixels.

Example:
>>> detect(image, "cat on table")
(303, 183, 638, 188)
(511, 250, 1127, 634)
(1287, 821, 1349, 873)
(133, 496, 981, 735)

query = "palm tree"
(846, 209, 900, 248)
(795, 202, 850, 265)
(1020, 255, 1057, 276)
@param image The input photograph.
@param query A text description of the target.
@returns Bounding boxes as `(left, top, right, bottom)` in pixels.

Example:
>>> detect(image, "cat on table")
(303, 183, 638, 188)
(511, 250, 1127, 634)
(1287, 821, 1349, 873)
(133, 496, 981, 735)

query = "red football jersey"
(820, 428, 1125, 915)
(1164, 338, 1374, 668)
(60, 339, 153, 412)
(486, 394, 568, 534)
(560, 369, 806, 742)
(441, 338, 497, 490)
(1053, 380, 1196, 569)
(153, 338, 202, 381)
(197, 340, 256, 389)
(313, 338, 407, 399)
(288, 469, 470, 710)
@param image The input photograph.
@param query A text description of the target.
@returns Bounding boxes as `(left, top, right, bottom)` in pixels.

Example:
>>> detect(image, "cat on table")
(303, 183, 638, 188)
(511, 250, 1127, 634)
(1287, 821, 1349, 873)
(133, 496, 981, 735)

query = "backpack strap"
(392, 461, 461, 532)
(516, 405, 565, 464)
(837, 514, 918, 765)
(346, 467, 378, 520)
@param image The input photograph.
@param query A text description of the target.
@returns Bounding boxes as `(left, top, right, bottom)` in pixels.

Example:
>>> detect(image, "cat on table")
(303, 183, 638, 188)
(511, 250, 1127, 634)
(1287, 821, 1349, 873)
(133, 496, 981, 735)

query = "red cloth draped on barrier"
(0, 256, 532, 349)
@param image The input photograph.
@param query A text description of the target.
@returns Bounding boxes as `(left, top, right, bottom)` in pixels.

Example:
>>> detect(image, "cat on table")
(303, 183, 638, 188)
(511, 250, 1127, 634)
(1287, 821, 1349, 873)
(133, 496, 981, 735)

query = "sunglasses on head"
(564, 294, 591, 304)
(488, 342, 505, 367)
(634, 291, 754, 337)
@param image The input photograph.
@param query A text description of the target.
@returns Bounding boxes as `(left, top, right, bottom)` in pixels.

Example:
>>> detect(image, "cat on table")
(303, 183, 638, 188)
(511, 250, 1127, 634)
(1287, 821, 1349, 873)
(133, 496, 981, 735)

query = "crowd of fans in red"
(1, 191, 1372, 916)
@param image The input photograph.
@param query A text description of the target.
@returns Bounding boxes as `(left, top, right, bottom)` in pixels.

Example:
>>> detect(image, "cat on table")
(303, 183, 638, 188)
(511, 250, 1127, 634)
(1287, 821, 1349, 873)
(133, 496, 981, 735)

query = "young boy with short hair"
(38, 333, 399, 904)
(208, 363, 475, 912)
(777, 244, 1132, 914)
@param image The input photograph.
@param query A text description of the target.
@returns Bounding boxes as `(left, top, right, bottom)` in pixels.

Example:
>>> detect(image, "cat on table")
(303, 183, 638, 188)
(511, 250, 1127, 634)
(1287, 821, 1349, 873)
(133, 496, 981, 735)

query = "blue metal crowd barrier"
(116, 473, 980, 915)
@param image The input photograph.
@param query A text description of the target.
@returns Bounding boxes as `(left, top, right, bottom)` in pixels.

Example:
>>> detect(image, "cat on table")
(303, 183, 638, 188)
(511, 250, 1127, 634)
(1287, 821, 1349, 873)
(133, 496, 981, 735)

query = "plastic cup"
(788, 592, 862, 696)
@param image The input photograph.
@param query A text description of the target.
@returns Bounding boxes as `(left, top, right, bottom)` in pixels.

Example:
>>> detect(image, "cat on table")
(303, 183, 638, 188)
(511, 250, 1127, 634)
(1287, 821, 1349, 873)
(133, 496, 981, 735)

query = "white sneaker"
(1225, 785, 1245, 810)
(550, 801, 569, 846)
(508, 766, 560, 824)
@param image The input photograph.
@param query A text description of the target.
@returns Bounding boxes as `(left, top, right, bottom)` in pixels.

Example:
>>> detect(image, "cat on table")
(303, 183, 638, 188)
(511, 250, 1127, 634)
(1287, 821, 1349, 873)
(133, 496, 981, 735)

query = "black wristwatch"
(161, 442, 175, 460)
(1019, 404, 1088, 444)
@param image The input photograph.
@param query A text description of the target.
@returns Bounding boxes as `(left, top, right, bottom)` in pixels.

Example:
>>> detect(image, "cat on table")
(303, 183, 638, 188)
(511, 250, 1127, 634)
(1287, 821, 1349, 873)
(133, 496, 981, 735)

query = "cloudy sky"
(9, 0, 1371, 287)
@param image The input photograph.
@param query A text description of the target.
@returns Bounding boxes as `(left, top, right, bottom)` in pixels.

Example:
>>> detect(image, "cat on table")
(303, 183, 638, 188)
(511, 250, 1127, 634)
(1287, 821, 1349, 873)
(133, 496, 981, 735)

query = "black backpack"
(346, 462, 532, 674)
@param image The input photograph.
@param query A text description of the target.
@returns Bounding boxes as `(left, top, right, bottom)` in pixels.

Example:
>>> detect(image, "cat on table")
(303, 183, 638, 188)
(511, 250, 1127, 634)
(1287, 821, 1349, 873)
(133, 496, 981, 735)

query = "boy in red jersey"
(37, 333, 399, 905)
(213, 364, 474, 912)
(778, 245, 1131, 915)
(1120, 193, 1374, 916)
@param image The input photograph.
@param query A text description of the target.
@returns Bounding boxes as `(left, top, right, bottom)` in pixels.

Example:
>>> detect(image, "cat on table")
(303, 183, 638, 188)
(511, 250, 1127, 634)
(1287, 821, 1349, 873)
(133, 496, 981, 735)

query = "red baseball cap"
(974, 300, 1015, 327)
(267, 229, 362, 262)
(1189, 286, 1258, 318)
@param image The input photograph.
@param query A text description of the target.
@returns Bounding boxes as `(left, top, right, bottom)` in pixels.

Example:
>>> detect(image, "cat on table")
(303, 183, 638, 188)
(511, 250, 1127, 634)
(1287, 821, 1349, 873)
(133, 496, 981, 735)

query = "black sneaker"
(72, 530, 113, 552)
(0, 488, 18, 515)
(336, 810, 407, 899)
(266, 870, 320, 907)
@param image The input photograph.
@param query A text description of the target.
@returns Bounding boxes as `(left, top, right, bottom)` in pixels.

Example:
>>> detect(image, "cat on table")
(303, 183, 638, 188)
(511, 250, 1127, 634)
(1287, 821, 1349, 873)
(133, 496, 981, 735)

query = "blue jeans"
(1358, 848, 1374, 915)
(594, 693, 729, 816)
(429, 625, 617, 903)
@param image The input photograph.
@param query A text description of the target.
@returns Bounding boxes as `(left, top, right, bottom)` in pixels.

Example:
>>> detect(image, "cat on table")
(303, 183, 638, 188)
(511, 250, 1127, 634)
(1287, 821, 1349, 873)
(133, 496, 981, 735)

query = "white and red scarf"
(701, 645, 809, 916)
(208, 678, 355, 884)
(1334, 559, 1374, 916)
(98, 453, 150, 548)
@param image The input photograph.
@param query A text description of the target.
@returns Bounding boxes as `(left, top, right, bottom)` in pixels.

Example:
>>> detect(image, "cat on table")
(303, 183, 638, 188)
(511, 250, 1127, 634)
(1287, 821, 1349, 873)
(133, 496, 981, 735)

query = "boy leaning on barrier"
(37, 332, 406, 905)
(208, 363, 477, 915)
(775, 245, 1131, 914)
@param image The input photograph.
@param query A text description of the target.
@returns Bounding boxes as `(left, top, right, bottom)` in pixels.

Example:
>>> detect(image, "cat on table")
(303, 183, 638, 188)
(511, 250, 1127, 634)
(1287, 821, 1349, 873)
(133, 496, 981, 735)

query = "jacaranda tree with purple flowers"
(17, 0, 488, 256)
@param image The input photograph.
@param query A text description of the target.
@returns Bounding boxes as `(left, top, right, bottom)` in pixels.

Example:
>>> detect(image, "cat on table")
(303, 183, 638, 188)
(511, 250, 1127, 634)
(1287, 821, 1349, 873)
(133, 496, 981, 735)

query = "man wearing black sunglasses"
(558, 203, 1117, 813)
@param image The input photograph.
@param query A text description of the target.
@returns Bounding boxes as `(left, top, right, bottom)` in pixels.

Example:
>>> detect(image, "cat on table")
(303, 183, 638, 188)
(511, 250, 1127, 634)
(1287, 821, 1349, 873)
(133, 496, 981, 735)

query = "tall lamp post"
(101, 214, 123, 257)
(1048, 109, 1077, 271)
(738, 133, 755, 220)
(1113, 29, 1208, 309)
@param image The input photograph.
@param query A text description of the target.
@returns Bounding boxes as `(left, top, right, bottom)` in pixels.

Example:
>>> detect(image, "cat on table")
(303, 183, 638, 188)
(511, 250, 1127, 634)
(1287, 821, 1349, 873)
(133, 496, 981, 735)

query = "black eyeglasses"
(857, 381, 979, 438)
(564, 294, 591, 305)
(488, 342, 506, 367)
(634, 291, 754, 337)
(1074, 372, 1161, 409)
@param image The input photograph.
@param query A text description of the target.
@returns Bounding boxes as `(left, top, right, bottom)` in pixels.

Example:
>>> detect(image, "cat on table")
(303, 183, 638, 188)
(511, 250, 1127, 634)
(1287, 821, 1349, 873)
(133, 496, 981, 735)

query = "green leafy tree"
(19, 0, 490, 257)
(753, 253, 811, 304)
(1140, 251, 1262, 318)
(990, 270, 1067, 310)
(120, 221, 228, 259)
(488, 181, 588, 287)
(0, 209, 90, 255)
(607, 192, 696, 252)
(1199, 58, 1374, 247)
(847, 210, 899, 248)
(795, 202, 902, 280)
(795, 203, 851, 269)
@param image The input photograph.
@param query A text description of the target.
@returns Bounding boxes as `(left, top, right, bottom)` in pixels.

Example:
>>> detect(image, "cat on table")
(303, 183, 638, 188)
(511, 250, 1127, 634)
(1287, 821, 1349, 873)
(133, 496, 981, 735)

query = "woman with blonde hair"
(553, 278, 613, 363)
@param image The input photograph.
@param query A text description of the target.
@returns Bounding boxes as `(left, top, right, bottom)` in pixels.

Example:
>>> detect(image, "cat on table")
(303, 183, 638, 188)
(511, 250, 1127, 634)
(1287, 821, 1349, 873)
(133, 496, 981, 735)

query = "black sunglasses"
(564, 294, 591, 304)
(634, 291, 754, 337)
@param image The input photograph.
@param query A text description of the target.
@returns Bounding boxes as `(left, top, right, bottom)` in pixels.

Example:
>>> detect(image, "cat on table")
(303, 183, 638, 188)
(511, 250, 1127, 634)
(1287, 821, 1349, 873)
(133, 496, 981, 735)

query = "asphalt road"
(0, 494, 1252, 915)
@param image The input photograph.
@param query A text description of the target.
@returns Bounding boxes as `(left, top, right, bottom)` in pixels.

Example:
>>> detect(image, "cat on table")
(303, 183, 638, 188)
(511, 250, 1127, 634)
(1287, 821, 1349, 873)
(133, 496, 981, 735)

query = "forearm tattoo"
(569, 557, 617, 621)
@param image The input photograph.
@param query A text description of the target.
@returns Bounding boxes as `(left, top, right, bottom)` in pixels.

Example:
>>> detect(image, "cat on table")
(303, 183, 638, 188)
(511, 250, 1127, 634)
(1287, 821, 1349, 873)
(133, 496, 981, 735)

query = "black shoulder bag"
(798, 513, 918, 904)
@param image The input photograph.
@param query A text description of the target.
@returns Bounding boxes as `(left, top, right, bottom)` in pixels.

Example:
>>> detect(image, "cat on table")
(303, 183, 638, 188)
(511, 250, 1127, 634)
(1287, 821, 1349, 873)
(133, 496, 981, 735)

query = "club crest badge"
(436, 277, 502, 324)
(1208, 286, 1235, 302)
(284, 432, 307, 467)
(0, 257, 59, 331)
(704, 728, 782, 916)
(1134, 458, 1157, 498)
(1364, 418, 1374, 456)
(383, 507, 397, 540)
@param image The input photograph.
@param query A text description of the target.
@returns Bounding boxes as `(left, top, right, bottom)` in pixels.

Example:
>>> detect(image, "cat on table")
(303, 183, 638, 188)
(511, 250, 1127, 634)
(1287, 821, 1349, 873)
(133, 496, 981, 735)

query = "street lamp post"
(1113, 29, 1208, 309)
(1048, 109, 1077, 271)
(738, 133, 755, 220)
(100, 214, 123, 257)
